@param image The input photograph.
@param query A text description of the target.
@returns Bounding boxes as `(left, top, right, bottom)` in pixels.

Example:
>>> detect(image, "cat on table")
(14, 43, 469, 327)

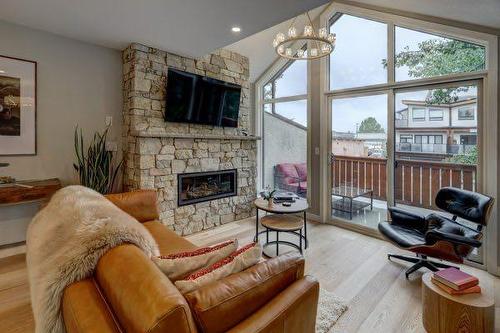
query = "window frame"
(458, 106, 475, 120)
(429, 108, 444, 121)
(412, 107, 426, 121)
(317, 2, 498, 272)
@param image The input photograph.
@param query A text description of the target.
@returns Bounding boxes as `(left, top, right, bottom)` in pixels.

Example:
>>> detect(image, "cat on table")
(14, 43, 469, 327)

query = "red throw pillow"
(175, 243, 262, 294)
(153, 239, 238, 281)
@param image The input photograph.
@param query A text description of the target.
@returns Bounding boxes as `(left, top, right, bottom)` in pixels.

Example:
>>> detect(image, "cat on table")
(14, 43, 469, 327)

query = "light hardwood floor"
(0, 218, 498, 332)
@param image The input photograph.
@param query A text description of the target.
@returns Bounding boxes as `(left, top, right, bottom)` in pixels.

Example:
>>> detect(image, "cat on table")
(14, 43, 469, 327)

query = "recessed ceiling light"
(231, 26, 241, 33)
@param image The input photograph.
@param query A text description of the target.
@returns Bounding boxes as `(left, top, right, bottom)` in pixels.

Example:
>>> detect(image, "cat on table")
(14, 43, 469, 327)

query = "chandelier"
(272, 11, 336, 60)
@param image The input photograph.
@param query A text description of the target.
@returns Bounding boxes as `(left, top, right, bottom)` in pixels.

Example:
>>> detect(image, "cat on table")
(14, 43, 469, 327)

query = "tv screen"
(165, 68, 241, 127)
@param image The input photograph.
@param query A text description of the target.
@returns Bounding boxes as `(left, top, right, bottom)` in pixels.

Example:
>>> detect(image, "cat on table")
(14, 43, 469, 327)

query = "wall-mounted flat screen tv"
(165, 68, 241, 127)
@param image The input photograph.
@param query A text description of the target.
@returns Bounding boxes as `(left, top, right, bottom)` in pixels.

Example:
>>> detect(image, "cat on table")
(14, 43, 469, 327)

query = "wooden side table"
(254, 198, 309, 257)
(422, 272, 494, 333)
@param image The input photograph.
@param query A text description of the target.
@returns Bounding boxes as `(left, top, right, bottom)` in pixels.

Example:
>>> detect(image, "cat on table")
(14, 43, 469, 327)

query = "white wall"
(262, 112, 307, 189)
(0, 20, 122, 246)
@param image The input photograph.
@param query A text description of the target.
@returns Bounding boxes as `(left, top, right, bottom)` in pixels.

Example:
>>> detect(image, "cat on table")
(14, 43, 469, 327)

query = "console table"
(0, 178, 62, 206)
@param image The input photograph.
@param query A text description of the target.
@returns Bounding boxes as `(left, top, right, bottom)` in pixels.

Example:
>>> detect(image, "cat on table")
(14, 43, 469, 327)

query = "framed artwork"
(0, 55, 37, 155)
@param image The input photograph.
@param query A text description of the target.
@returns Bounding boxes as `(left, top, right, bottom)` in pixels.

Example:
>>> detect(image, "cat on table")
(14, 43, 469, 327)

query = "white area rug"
(316, 288, 348, 333)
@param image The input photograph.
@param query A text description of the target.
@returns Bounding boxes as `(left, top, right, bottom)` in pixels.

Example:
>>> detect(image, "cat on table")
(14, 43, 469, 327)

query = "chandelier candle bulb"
(288, 26, 297, 38)
(321, 44, 331, 54)
(285, 48, 293, 56)
(277, 45, 285, 54)
(304, 25, 313, 36)
(327, 33, 336, 43)
(276, 32, 286, 43)
(297, 49, 305, 58)
(272, 39, 279, 47)
(319, 27, 327, 38)
(310, 48, 318, 57)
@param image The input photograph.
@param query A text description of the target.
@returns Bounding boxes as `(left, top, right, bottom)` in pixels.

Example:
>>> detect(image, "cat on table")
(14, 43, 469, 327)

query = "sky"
(266, 13, 483, 132)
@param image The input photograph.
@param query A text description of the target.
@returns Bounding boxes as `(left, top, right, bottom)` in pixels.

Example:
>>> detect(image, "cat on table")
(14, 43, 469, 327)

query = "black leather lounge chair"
(379, 187, 494, 278)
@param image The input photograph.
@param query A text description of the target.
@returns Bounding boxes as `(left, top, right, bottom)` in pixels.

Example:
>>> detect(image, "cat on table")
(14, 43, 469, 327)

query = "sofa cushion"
(294, 163, 307, 181)
(143, 221, 197, 255)
(105, 190, 159, 223)
(153, 240, 238, 281)
(276, 163, 300, 184)
(184, 252, 305, 333)
(175, 243, 262, 294)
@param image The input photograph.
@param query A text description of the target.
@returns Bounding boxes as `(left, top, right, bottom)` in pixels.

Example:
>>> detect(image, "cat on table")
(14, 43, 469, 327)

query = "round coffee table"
(421, 272, 494, 333)
(254, 198, 309, 257)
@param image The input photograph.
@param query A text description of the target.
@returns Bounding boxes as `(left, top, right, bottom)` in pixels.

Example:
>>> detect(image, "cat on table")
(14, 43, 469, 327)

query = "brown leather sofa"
(62, 190, 320, 333)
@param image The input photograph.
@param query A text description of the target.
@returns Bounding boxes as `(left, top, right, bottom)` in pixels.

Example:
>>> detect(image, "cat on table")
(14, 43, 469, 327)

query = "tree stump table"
(422, 272, 494, 333)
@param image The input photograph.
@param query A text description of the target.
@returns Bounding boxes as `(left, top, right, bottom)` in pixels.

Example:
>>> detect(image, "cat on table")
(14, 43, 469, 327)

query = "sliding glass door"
(330, 93, 388, 229)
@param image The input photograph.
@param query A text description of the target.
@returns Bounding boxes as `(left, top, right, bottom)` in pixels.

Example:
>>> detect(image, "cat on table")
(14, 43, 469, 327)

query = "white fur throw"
(26, 185, 159, 333)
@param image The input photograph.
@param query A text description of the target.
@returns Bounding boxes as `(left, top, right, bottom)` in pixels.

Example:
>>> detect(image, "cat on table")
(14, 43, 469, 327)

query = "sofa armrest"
(95, 244, 197, 333)
(63, 278, 121, 333)
(105, 190, 159, 223)
(184, 252, 305, 333)
(226, 276, 319, 333)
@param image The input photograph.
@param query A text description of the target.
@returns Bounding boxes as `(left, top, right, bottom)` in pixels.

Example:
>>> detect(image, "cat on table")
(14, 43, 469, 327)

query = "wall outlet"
(105, 116, 113, 127)
(105, 141, 118, 152)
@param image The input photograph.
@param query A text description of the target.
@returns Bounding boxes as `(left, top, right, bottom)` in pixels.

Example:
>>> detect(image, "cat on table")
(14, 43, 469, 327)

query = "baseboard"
(0, 242, 26, 259)
(306, 213, 321, 222)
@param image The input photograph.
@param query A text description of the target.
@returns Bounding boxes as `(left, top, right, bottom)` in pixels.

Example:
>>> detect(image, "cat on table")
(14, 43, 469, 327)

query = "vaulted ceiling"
(0, 0, 329, 58)
(228, 0, 500, 82)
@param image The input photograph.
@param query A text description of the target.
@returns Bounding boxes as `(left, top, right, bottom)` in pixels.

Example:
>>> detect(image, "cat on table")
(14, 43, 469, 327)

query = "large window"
(395, 27, 486, 82)
(329, 14, 387, 90)
(261, 58, 308, 195)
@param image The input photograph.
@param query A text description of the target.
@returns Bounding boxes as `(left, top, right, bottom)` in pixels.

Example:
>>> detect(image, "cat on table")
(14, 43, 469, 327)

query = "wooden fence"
(332, 155, 476, 209)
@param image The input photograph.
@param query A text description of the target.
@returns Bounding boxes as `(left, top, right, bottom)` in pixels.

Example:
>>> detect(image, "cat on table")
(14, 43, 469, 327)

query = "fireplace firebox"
(178, 169, 237, 206)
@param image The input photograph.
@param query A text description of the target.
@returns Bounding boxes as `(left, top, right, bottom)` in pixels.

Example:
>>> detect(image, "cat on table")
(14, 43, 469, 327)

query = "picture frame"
(0, 55, 37, 155)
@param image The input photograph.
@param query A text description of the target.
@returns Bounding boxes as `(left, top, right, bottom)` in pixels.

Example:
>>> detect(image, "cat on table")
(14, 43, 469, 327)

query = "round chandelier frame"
(273, 11, 336, 61)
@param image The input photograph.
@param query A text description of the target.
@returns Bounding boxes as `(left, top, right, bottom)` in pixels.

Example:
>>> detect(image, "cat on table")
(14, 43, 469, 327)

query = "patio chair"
(274, 163, 307, 198)
(378, 187, 494, 278)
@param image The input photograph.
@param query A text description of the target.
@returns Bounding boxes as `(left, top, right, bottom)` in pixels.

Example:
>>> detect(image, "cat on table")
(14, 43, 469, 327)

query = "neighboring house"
(395, 97, 477, 161)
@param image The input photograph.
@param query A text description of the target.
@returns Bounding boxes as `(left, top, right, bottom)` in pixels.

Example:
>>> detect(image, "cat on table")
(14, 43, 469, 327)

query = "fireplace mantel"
(131, 131, 261, 141)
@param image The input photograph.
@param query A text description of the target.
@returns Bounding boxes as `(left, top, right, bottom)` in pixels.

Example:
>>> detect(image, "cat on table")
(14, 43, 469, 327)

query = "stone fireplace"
(122, 43, 258, 235)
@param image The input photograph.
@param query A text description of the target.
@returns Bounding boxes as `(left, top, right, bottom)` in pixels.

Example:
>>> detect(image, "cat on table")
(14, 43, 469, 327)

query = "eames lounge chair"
(378, 187, 494, 278)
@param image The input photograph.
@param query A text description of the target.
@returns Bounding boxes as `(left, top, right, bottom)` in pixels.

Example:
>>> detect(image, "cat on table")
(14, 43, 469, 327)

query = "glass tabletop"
(332, 184, 372, 198)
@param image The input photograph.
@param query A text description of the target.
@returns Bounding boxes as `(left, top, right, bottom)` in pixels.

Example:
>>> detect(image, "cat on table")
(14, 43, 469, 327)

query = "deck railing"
(331, 155, 476, 209)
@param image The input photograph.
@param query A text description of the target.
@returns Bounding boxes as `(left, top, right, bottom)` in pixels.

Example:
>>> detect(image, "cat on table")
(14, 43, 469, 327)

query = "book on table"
(433, 267, 478, 291)
(430, 275, 481, 295)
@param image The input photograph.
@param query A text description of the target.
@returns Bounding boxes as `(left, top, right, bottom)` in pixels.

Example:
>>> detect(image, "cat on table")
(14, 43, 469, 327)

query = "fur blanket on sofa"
(27, 186, 159, 333)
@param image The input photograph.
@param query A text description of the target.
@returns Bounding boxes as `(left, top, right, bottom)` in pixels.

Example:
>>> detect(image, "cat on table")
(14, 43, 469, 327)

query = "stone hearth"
(122, 43, 258, 235)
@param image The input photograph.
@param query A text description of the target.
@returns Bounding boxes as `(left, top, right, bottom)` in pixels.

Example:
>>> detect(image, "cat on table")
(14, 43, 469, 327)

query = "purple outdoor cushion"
(276, 163, 300, 184)
(294, 163, 307, 181)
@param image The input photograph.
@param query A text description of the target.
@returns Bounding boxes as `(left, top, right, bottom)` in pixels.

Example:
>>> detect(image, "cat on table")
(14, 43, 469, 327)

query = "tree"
(358, 117, 385, 133)
(448, 146, 478, 165)
(383, 39, 485, 104)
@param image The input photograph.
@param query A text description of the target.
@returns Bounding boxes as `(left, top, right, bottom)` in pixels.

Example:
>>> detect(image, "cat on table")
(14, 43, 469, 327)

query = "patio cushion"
(276, 163, 300, 184)
(294, 163, 307, 181)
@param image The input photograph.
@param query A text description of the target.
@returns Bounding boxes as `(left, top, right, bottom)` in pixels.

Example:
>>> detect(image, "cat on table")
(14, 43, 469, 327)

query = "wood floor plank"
(0, 217, 498, 333)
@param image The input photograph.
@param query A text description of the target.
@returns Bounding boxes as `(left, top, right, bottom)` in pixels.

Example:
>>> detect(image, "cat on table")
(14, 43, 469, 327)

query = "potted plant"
(261, 186, 277, 207)
(73, 126, 122, 194)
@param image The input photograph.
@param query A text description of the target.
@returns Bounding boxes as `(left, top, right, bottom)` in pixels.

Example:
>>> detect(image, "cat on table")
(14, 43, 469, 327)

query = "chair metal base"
(387, 254, 459, 279)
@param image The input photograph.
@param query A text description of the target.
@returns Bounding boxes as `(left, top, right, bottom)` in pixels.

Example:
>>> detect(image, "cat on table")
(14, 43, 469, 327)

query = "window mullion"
(388, 22, 395, 84)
